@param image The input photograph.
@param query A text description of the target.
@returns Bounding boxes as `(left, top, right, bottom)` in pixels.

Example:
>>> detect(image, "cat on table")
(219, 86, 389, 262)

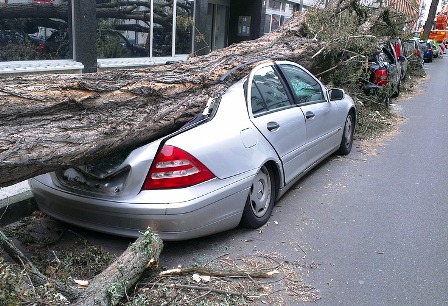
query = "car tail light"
(142, 145, 215, 190)
(428, 47, 433, 52)
(374, 69, 387, 86)
(395, 42, 401, 58)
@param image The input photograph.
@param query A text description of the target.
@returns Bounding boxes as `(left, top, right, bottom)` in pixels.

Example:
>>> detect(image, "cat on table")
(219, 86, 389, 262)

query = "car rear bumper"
(29, 173, 253, 240)
(363, 82, 387, 96)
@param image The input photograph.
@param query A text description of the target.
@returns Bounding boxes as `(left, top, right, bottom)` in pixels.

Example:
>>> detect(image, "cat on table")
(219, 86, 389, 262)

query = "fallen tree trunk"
(0, 229, 79, 301)
(0, 13, 323, 187)
(72, 229, 163, 306)
(0, 227, 163, 305)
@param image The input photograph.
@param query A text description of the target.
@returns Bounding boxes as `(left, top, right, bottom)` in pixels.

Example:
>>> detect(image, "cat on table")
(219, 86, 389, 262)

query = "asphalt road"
(8, 55, 444, 305)
(160, 57, 448, 305)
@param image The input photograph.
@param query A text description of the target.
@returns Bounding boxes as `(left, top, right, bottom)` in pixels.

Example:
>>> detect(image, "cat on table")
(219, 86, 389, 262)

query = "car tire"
(391, 81, 400, 98)
(240, 165, 275, 229)
(385, 95, 391, 108)
(336, 112, 355, 155)
(376, 88, 390, 107)
(429, 57, 433, 62)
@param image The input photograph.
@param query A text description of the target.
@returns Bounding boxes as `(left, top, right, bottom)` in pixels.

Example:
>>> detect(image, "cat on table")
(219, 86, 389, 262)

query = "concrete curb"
(0, 190, 37, 226)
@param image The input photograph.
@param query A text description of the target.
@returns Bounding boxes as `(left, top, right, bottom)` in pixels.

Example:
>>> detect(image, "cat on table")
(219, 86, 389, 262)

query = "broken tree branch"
(0, 13, 323, 187)
(72, 229, 163, 306)
(159, 266, 279, 279)
(142, 282, 252, 298)
(0, 229, 79, 301)
(0, 227, 163, 305)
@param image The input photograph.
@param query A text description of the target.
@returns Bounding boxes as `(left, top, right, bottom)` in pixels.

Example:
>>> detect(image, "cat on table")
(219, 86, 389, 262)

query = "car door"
(276, 62, 342, 166)
(247, 63, 308, 185)
(382, 45, 401, 89)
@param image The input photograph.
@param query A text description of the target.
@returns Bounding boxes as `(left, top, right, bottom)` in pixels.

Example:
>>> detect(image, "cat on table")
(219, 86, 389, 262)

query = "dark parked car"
(32, 29, 148, 58)
(419, 40, 434, 63)
(391, 38, 408, 80)
(403, 39, 424, 67)
(30, 30, 69, 58)
(428, 39, 440, 58)
(363, 42, 403, 106)
(97, 30, 148, 58)
(0, 30, 26, 46)
(0, 30, 42, 61)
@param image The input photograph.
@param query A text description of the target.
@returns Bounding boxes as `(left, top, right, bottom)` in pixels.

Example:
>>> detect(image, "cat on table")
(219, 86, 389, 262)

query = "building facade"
(194, 0, 316, 54)
(0, 0, 320, 74)
(387, 0, 421, 31)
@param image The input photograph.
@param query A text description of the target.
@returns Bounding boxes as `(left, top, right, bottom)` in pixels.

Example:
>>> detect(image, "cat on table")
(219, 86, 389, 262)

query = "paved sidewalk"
(0, 181, 30, 199)
(0, 181, 34, 225)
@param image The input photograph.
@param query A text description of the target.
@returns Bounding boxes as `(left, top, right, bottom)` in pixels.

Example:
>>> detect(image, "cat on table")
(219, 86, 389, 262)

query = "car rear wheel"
(240, 165, 275, 229)
(383, 93, 391, 108)
(391, 81, 400, 98)
(336, 112, 354, 155)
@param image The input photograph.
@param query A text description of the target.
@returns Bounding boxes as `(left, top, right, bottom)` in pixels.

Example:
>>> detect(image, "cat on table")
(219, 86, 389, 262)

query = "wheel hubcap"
(249, 166, 272, 218)
(344, 115, 352, 147)
(256, 181, 264, 199)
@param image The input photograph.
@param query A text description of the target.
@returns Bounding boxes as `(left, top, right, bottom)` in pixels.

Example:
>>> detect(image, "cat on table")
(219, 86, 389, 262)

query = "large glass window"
(176, 0, 194, 55)
(268, 0, 282, 10)
(264, 0, 294, 34)
(152, 1, 174, 57)
(0, 0, 70, 61)
(264, 15, 271, 34)
(0, 0, 194, 64)
(271, 14, 281, 31)
(96, 0, 194, 58)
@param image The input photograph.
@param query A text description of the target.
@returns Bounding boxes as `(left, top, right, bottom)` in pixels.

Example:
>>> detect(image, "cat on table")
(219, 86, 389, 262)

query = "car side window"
(382, 47, 395, 64)
(250, 65, 292, 115)
(377, 53, 386, 66)
(278, 64, 324, 105)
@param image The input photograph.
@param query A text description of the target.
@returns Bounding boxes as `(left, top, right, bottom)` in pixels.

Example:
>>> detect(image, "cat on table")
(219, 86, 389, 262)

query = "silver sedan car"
(29, 60, 356, 240)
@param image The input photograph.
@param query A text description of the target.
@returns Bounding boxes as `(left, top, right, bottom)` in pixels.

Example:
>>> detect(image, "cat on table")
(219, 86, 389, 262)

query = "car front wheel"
(336, 112, 355, 155)
(240, 165, 275, 229)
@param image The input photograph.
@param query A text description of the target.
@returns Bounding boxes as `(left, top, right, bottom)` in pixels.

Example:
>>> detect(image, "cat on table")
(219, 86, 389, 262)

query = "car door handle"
(305, 111, 315, 119)
(267, 121, 280, 131)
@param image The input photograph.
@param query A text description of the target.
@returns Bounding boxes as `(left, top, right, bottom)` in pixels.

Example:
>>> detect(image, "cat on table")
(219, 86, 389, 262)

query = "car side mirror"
(329, 88, 345, 101)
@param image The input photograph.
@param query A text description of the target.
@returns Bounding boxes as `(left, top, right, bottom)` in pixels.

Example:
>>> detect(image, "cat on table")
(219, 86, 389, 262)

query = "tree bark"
(0, 13, 321, 187)
(0, 227, 163, 305)
(0, 3, 67, 19)
(72, 230, 163, 306)
(423, 0, 439, 40)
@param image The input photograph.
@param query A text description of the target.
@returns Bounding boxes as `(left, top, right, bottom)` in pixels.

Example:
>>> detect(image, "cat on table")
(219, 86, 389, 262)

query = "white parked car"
(29, 60, 356, 240)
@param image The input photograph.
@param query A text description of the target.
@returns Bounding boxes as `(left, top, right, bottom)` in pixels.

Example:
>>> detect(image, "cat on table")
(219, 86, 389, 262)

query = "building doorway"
(205, 0, 230, 51)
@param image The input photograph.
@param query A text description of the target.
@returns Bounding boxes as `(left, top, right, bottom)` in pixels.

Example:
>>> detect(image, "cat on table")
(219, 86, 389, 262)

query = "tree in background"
(422, 0, 440, 39)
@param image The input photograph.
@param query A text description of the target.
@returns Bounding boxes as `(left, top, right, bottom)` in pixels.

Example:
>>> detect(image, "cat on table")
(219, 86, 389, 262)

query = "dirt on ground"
(1, 211, 321, 305)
